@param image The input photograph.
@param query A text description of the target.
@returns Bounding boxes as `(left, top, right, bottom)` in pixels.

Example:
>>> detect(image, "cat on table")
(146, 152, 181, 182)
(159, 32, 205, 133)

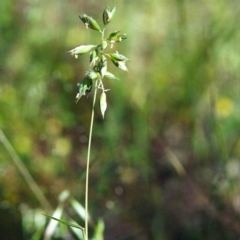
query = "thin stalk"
(0, 129, 52, 211)
(85, 79, 98, 240)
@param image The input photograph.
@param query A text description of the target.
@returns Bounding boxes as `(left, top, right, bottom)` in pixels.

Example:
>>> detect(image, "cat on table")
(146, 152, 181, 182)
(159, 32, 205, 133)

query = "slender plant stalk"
(69, 8, 128, 239)
(0, 129, 52, 211)
(85, 80, 99, 240)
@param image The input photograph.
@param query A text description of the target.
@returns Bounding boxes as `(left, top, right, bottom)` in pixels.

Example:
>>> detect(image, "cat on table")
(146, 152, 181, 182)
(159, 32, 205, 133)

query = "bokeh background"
(1, 0, 240, 239)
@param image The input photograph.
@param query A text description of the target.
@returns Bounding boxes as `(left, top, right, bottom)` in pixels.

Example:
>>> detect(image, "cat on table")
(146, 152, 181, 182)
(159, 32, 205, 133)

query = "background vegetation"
(1, 0, 240, 239)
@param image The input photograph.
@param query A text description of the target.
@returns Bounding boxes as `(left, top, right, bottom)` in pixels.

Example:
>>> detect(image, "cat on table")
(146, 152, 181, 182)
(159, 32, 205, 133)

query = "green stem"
(0, 129, 52, 211)
(85, 79, 98, 240)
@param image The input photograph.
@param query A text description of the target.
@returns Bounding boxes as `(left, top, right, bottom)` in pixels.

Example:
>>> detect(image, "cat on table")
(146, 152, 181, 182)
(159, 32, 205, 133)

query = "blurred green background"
(1, 0, 240, 239)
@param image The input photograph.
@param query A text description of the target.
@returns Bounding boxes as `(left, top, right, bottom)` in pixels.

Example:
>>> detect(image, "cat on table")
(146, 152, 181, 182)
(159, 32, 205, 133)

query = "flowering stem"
(85, 79, 98, 240)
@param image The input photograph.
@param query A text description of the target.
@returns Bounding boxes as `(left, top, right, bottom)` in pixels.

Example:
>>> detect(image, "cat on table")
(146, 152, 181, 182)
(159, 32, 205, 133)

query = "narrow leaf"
(69, 220, 85, 239)
(43, 206, 63, 239)
(71, 198, 91, 222)
(93, 219, 105, 240)
(42, 213, 84, 230)
(58, 190, 70, 202)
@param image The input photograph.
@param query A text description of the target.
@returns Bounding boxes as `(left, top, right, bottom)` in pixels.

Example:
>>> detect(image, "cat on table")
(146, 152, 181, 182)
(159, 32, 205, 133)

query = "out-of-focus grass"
(1, 0, 240, 239)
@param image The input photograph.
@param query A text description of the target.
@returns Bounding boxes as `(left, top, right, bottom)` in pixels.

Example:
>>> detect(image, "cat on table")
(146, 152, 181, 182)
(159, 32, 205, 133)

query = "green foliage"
(1, 1, 240, 240)
(70, 6, 128, 118)
(68, 7, 128, 239)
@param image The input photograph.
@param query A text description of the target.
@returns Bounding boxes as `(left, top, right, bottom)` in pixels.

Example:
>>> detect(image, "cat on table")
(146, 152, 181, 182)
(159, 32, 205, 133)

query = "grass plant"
(44, 6, 129, 240)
